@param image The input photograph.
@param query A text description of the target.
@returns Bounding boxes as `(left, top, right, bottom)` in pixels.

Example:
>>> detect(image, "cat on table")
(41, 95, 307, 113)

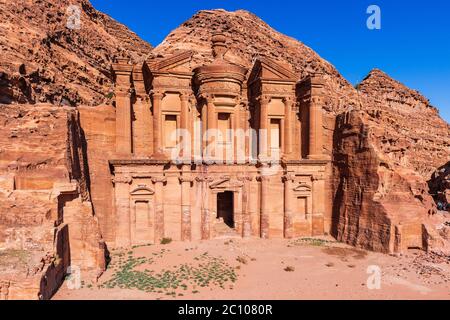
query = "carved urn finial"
(211, 32, 228, 60)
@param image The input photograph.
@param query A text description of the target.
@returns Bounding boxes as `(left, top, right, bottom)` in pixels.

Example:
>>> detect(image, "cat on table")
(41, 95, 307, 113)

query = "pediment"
(147, 50, 193, 73)
(293, 183, 312, 192)
(249, 56, 297, 83)
(130, 186, 155, 196)
(210, 177, 243, 189)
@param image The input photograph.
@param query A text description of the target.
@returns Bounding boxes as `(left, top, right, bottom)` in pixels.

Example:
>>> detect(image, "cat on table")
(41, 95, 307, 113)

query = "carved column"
(152, 176, 167, 243)
(258, 174, 270, 239)
(112, 59, 133, 155)
(238, 175, 253, 238)
(259, 96, 270, 160)
(114, 175, 132, 247)
(308, 74, 325, 159)
(196, 176, 214, 240)
(152, 91, 164, 154)
(283, 97, 293, 156)
(179, 172, 193, 241)
(311, 173, 325, 236)
(283, 174, 295, 239)
(206, 95, 216, 158)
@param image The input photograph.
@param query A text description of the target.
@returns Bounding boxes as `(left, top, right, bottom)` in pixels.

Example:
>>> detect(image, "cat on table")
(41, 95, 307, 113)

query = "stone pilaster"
(311, 173, 325, 236)
(152, 176, 167, 243)
(259, 95, 270, 160)
(283, 174, 295, 239)
(152, 90, 164, 155)
(179, 173, 193, 241)
(113, 175, 132, 247)
(283, 97, 294, 157)
(258, 174, 270, 239)
(180, 92, 191, 160)
(206, 95, 216, 159)
(238, 175, 253, 238)
(196, 176, 214, 240)
(307, 74, 325, 160)
(112, 58, 133, 155)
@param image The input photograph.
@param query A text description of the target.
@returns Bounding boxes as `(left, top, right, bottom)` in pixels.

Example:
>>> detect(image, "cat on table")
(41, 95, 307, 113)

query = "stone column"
(258, 174, 270, 239)
(311, 173, 325, 236)
(152, 91, 164, 154)
(307, 74, 325, 159)
(283, 174, 294, 239)
(259, 96, 270, 160)
(206, 95, 216, 159)
(283, 97, 293, 156)
(180, 93, 190, 160)
(114, 175, 132, 247)
(152, 176, 167, 243)
(239, 175, 253, 238)
(179, 173, 193, 241)
(112, 59, 133, 155)
(197, 176, 213, 240)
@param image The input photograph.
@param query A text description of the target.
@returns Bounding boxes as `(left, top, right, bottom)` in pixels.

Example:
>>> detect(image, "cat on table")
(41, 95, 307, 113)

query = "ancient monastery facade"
(110, 34, 329, 247)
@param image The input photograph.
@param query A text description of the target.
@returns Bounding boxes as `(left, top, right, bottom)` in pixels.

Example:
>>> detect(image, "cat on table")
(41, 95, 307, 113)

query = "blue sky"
(91, 0, 450, 123)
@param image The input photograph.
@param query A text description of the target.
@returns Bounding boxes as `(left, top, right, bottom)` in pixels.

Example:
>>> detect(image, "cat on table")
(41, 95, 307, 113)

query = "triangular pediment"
(249, 56, 297, 83)
(147, 50, 193, 73)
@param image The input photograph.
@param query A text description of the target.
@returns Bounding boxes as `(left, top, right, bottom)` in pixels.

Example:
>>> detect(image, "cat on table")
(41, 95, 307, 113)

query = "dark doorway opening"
(217, 191, 234, 228)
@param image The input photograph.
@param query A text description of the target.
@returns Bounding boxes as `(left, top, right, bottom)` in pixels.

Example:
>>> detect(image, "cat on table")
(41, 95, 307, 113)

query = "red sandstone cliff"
(0, 0, 152, 106)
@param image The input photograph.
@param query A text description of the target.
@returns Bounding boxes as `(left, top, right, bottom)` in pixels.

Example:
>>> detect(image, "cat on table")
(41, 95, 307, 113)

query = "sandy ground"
(53, 237, 450, 300)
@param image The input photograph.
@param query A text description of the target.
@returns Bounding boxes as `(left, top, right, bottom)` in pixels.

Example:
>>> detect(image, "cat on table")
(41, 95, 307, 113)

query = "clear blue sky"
(91, 0, 450, 123)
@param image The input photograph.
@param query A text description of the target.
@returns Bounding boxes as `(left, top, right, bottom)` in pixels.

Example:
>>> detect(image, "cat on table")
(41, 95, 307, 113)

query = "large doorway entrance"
(217, 191, 234, 228)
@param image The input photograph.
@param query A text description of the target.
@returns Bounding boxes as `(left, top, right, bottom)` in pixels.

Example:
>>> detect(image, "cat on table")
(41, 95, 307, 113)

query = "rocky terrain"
(0, 2, 449, 299)
(0, 0, 152, 106)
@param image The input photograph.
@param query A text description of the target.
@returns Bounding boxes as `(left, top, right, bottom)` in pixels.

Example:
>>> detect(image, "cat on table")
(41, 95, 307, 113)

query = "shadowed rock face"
(0, 0, 152, 106)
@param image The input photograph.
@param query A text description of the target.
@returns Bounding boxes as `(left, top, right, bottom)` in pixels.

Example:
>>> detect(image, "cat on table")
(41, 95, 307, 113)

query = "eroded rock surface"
(0, 104, 105, 299)
(0, 0, 152, 106)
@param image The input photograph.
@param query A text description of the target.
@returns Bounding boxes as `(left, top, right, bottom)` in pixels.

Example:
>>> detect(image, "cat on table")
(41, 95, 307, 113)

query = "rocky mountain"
(0, 0, 152, 106)
(357, 69, 450, 179)
(153, 9, 360, 113)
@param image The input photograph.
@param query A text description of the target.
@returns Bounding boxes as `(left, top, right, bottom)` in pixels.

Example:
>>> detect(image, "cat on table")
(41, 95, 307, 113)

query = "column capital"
(112, 175, 133, 185)
(257, 175, 271, 182)
(151, 89, 165, 99)
(257, 95, 271, 105)
(180, 91, 192, 102)
(179, 176, 194, 184)
(311, 173, 326, 181)
(152, 176, 167, 184)
(282, 174, 296, 182)
(282, 96, 295, 105)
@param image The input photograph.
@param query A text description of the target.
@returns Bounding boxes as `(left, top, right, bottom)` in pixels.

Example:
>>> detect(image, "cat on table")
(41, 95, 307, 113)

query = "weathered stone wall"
(0, 104, 105, 300)
(78, 105, 116, 242)
(332, 111, 444, 253)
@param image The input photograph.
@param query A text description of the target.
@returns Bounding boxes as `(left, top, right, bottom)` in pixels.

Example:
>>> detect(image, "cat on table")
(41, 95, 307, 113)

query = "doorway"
(217, 191, 234, 228)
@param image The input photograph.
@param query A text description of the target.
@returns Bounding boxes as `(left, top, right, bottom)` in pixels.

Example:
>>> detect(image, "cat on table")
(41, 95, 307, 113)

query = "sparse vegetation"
(160, 238, 172, 245)
(288, 238, 336, 248)
(100, 249, 238, 295)
(284, 266, 295, 272)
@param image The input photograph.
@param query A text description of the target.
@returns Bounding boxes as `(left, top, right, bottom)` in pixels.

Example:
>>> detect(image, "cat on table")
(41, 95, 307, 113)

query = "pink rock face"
(0, 105, 105, 299)
(0, 0, 152, 106)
